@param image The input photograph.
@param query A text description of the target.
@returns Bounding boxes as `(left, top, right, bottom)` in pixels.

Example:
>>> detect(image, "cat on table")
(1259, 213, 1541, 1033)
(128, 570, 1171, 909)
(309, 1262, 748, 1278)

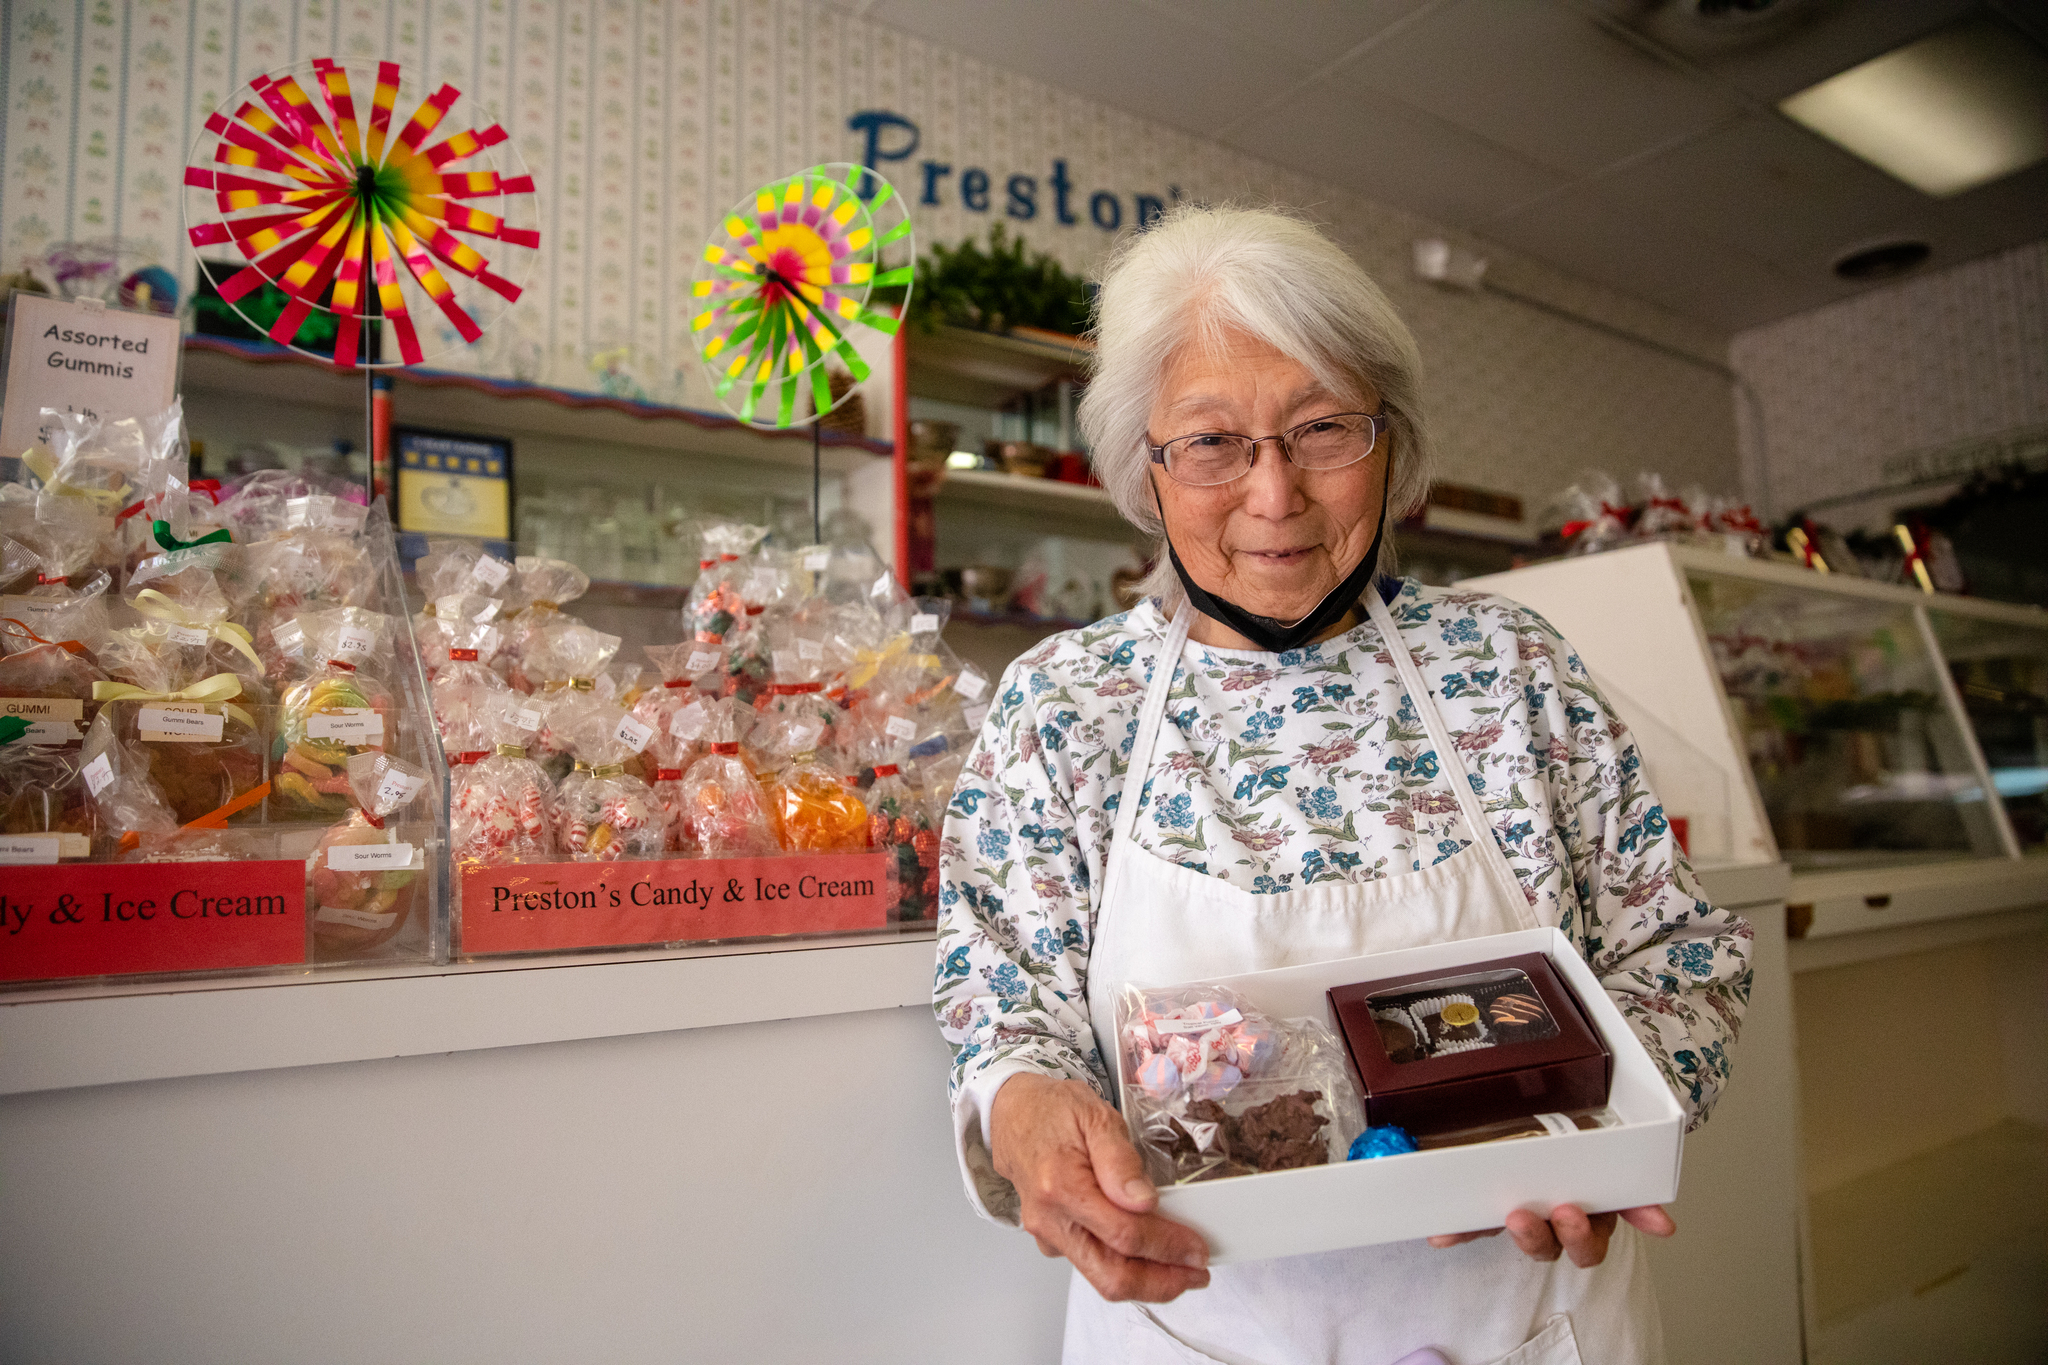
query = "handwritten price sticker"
(613, 714, 656, 754)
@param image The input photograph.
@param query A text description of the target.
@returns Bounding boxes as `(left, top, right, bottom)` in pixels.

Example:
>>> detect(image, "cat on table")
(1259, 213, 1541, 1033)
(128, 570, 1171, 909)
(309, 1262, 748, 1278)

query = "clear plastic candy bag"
(308, 751, 431, 958)
(450, 692, 555, 867)
(676, 697, 776, 857)
(1115, 982, 1366, 1186)
(554, 702, 665, 862)
(273, 608, 393, 819)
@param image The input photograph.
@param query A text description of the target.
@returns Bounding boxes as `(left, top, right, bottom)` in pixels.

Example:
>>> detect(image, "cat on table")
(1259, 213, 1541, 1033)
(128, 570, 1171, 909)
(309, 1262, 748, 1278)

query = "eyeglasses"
(1146, 411, 1388, 487)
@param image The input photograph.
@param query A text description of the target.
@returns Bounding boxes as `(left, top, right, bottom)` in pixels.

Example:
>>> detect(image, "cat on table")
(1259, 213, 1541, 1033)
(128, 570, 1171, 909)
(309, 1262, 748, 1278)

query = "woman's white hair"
(1078, 204, 1433, 611)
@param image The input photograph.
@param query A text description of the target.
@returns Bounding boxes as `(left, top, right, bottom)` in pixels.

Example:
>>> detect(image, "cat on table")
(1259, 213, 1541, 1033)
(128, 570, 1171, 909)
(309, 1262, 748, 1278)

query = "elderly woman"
(933, 206, 1749, 1365)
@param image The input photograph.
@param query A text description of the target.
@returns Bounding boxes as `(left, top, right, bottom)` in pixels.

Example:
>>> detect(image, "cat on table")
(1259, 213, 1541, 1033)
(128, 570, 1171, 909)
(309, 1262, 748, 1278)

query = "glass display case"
(1926, 607, 2048, 854)
(1464, 540, 2046, 939)
(1686, 571, 2008, 871)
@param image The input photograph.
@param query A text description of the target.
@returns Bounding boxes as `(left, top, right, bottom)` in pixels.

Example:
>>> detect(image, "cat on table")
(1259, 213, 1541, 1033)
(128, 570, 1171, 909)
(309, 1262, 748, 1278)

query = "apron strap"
(1108, 602, 1194, 857)
(1363, 591, 1538, 930)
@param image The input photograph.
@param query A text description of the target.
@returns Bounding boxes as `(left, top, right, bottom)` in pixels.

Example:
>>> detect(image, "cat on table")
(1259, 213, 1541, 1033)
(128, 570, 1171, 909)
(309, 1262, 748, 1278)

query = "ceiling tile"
(1347, 0, 1747, 178)
(1592, 0, 1984, 105)
(1845, 160, 2048, 278)
(1224, 82, 1569, 230)
(1135, 0, 1436, 71)
(1481, 184, 1837, 329)
(862, 0, 1307, 130)
(1583, 110, 1928, 270)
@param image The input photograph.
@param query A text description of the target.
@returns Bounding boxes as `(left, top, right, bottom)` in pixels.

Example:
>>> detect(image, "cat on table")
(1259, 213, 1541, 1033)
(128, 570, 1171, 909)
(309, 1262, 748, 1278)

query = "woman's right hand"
(990, 1073, 1211, 1303)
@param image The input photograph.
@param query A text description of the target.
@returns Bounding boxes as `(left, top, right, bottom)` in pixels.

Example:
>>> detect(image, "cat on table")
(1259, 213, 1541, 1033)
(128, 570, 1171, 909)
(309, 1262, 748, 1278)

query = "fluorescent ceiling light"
(1779, 18, 2048, 197)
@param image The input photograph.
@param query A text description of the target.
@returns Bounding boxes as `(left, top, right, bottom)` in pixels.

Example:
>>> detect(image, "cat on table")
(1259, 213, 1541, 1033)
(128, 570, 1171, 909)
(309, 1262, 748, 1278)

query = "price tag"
(873, 572, 893, 598)
(803, 551, 831, 572)
(797, 637, 824, 662)
(167, 624, 209, 647)
(82, 752, 114, 796)
(789, 717, 827, 753)
(374, 770, 427, 810)
(613, 713, 656, 754)
(512, 706, 544, 733)
(747, 569, 777, 598)
(307, 708, 384, 743)
(333, 625, 375, 658)
(470, 555, 513, 590)
(687, 648, 722, 674)
(1532, 1112, 1579, 1137)
(670, 700, 709, 740)
(772, 650, 799, 677)
(910, 613, 940, 635)
(954, 669, 989, 702)
(315, 904, 398, 930)
(139, 705, 224, 742)
(326, 843, 417, 872)
(273, 619, 305, 655)
(884, 714, 918, 742)
(963, 703, 990, 728)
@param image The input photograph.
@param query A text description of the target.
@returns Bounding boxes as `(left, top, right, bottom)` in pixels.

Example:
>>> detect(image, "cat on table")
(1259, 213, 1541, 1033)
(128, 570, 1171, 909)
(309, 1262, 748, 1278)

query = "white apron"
(1065, 592, 1663, 1365)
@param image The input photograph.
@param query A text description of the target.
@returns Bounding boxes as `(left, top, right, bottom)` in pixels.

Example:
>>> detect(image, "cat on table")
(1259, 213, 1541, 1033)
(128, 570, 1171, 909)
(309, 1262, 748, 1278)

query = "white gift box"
(1126, 927, 1686, 1265)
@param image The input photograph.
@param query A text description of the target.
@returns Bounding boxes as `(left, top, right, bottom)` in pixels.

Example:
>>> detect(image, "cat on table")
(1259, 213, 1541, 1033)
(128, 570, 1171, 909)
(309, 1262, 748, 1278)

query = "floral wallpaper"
(1, 0, 1739, 514)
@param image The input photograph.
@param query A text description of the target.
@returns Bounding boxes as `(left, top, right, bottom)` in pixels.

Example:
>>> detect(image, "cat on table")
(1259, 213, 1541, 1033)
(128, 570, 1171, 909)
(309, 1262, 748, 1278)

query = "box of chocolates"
(1328, 953, 1611, 1135)
(1130, 928, 1685, 1265)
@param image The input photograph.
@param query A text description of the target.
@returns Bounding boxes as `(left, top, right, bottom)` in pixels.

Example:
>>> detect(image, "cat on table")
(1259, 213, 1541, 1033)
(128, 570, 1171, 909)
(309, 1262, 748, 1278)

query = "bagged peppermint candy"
(554, 704, 664, 863)
(450, 692, 554, 868)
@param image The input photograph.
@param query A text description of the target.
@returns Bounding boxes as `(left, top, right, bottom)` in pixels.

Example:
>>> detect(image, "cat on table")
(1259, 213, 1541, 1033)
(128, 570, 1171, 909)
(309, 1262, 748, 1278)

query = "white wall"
(1730, 238, 2048, 527)
(0, 1006, 1073, 1365)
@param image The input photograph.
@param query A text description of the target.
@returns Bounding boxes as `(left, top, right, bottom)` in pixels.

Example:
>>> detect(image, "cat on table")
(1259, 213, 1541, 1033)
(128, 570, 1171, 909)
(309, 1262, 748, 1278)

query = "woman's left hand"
(1427, 1205, 1675, 1267)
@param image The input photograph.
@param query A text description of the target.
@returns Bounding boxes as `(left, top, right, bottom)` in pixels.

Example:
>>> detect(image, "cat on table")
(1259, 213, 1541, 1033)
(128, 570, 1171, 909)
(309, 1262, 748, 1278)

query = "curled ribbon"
(848, 635, 909, 689)
(129, 590, 264, 671)
(150, 520, 233, 553)
(92, 672, 257, 731)
(21, 449, 131, 510)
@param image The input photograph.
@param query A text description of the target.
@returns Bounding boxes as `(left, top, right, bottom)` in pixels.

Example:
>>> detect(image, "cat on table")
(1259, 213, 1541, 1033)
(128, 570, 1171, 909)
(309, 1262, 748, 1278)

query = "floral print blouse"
(934, 579, 1752, 1218)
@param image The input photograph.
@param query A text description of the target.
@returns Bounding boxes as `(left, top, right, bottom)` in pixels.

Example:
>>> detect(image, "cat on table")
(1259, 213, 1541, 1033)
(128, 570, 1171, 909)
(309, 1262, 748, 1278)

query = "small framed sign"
(393, 426, 513, 542)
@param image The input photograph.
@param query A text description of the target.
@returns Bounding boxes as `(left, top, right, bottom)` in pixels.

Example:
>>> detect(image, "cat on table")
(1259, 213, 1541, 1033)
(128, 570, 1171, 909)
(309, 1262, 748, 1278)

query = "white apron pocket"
(1485, 1313, 1584, 1365)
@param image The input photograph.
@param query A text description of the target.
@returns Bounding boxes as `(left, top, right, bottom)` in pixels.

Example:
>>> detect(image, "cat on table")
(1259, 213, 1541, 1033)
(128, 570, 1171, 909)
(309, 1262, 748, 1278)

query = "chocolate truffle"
(1488, 992, 1546, 1029)
(1375, 1014, 1419, 1063)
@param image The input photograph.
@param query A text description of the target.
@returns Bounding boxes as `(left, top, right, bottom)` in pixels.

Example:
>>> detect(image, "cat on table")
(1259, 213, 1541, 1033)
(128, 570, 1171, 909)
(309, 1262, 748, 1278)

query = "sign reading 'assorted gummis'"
(0, 861, 307, 982)
(0, 294, 181, 464)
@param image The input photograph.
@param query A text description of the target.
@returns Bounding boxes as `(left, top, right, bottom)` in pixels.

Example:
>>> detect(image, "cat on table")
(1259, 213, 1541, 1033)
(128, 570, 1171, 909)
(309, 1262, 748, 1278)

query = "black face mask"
(1162, 455, 1392, 654)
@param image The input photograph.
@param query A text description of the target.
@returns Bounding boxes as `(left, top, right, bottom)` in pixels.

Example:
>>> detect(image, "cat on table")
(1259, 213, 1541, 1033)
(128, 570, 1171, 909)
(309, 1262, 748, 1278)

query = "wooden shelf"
(905, 325, 1089, 407)
(179, 335, 893, 474)
(933, 468, 1137, 534)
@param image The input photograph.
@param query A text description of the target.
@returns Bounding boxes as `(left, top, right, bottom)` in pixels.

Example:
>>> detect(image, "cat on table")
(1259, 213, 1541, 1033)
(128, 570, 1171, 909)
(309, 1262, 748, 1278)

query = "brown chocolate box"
(1328, 952, 1611, 1135)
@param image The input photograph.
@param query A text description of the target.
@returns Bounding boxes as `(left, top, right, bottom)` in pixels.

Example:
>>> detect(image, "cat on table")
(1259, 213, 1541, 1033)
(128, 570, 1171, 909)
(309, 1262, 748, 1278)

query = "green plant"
(904, 225, 1091, 337)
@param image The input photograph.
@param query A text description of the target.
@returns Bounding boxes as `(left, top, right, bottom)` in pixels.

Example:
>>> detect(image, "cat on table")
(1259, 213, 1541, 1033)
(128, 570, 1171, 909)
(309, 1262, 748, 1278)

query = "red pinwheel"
(184, 58, 539, 369)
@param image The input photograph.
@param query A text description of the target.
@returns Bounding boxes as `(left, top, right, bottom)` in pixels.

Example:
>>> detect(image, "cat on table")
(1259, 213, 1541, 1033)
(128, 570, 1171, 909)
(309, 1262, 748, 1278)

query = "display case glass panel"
(1686, 571, 2006, 870)
(1927, 609, 2048, 854)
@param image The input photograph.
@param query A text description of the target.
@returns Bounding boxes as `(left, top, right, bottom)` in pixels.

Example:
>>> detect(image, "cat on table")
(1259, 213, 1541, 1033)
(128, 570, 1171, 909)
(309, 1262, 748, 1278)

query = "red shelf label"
(459, 853, 892, 955)
(0, 861, 308, 983)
